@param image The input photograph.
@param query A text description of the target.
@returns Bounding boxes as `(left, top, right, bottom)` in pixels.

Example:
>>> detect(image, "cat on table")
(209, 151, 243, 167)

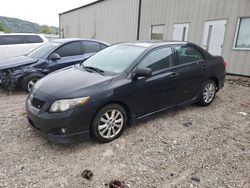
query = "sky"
(0, 0, 97, 27)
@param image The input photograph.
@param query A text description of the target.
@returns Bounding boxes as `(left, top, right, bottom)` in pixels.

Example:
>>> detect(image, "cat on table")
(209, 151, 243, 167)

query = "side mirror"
(50, 53, 61, 61)
(133, 68, 152, 78)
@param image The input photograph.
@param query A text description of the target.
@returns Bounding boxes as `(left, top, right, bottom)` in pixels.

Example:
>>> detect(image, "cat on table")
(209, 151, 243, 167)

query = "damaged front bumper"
(0, 70, 23, 91)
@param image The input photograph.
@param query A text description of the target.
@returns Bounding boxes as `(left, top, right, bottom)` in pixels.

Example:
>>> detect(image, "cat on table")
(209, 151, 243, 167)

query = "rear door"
(173, 44, 207, 104)
(133, 46, 179, 117)
(48, 41, 84, 72)
(81, 41, 104, 59)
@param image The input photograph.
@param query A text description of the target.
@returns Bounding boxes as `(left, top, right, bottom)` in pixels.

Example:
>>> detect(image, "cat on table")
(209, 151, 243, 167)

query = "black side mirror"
(133, 68, 152, 78)
(50, 53, 61, 61)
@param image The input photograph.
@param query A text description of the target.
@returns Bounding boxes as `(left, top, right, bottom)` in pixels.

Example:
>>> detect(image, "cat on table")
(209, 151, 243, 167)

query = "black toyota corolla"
(26, 41, 226, 144)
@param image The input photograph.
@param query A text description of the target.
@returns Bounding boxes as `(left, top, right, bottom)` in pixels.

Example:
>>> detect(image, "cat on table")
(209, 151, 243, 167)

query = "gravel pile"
(0, 76, 249, 188)
(227, 75, 250, 87)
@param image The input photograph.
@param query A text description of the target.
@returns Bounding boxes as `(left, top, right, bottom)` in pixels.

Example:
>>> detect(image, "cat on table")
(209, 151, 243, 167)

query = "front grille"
(31, 97, 45, 109)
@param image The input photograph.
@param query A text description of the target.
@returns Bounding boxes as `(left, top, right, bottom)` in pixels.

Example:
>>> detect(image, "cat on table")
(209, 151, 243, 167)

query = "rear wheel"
(199, 80, 216, 106)
(91, 104, 127, 143)
(21, 73, 43, 93)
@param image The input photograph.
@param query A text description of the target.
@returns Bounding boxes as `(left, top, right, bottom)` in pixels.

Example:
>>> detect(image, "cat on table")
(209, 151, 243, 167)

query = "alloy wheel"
(98, 109, 124, 139)
(203, 82, 216, 104)
(27, 79, 38, 92)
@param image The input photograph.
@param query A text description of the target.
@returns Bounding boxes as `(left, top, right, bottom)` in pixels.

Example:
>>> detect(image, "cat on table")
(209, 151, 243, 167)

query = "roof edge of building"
(59, 0, 105, 15)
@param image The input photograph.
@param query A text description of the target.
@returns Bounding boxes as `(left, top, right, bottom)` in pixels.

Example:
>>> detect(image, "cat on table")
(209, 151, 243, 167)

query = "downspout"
(137, 0, 142, 40)
(59, 14, 61, 38)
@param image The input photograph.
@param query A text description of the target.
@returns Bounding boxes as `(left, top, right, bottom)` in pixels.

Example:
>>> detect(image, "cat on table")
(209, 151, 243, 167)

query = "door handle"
(202, 65, 207, 71)
(170, 72, 179, 78)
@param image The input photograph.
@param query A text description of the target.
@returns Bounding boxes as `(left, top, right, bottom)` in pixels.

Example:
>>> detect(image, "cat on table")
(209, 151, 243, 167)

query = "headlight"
(49, 97, 90, 113)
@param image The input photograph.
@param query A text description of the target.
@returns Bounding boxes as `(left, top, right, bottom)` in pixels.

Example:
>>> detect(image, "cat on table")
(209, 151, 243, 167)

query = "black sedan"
(26, 41, 226, 144)
(0, 38, 109, 92)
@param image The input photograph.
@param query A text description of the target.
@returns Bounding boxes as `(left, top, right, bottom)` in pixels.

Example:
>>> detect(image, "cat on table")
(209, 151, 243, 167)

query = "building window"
(151, 25, 164, 40)
(234, 17, 250, 49)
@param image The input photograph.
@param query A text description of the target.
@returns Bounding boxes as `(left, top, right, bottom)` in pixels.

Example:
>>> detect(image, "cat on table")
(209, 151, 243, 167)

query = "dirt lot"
(0, 76, 249, 188)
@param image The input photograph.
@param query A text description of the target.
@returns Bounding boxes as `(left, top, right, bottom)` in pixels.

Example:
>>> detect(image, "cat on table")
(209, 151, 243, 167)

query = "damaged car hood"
(0, 56, 38, 70)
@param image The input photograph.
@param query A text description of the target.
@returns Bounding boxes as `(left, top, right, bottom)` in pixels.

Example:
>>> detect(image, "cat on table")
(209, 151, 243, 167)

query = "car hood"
(0, 56, 38, 70)
(34, 66, 113, 99)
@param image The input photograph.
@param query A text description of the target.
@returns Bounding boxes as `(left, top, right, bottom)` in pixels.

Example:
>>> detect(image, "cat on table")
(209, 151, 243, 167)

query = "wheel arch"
(20, 71, 45, 83)
(93, 100, 131, 124)
(89, 100, 132, 137)
(209, 76, 219, 91)
(20, 71, 45, 92)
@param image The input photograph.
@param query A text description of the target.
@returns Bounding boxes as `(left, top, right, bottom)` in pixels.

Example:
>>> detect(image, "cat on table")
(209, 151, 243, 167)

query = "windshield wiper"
(82, 65, 105, 75)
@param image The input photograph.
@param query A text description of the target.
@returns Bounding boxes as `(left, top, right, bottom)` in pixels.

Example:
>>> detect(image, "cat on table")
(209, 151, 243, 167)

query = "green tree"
(0, 22, 9, 32)
(39, 25, 52, 34)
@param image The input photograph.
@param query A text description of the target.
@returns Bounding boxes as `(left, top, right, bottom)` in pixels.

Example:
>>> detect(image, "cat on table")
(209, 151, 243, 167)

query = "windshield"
(27, 42, 61, 59)
(83, 44, 146, 74)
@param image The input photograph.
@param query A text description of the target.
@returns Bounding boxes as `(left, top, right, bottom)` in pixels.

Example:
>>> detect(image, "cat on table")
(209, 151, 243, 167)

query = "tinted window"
(138, 47, 174, 72)
(83, 41, 101, 53)
(176, 45, 204, 65)
(54, 42, 81, 57)
(0, 35, 24, 45)
(100, 43, 108, 50)
(24, 35, 43, 43)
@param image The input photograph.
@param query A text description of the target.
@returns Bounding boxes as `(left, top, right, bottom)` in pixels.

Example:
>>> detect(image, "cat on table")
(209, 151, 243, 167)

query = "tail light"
(223, 60, 228, 68)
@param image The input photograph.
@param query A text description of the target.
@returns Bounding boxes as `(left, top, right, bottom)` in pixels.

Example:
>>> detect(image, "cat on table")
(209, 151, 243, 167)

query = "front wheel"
(21, 74, 43, 93)
(199, 80, 216, 106)
(91, 104, 127, 143)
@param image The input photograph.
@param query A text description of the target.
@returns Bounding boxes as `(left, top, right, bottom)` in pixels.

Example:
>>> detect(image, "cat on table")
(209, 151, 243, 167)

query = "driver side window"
(54, 41, 81, 57)
(138, 47, 174, 72)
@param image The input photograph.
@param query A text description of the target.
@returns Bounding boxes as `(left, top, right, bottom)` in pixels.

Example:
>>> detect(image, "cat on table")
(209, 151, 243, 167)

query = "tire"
(199, 79, 216, 106)
(91, 104, 127, 143)
(21, 73, 43, 93)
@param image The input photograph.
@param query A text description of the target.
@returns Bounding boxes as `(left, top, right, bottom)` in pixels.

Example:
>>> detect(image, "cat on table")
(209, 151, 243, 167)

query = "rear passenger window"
(24, 35, 43, 43)
(83, 41, 101, 53)
(54, 42, 81, 57)
(138, 47, 174, 72)
(176, 45, 204, 65)
(0, 35, 24, 45)
(100, 43, 108, 50)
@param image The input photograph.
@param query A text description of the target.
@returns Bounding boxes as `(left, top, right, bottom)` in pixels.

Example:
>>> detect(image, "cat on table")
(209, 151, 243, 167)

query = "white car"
(0, 33, 48, 60)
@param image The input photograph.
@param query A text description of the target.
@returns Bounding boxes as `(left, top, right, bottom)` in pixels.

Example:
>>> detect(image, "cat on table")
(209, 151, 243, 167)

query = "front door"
(202, 19, 227, 56)
(133, 46, 179, 117)
(48, 41, 84, 73)
(172, 23, 189, 41)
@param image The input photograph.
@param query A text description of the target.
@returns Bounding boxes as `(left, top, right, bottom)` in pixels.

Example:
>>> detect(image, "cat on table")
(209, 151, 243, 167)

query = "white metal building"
(59, 0, 250, 76)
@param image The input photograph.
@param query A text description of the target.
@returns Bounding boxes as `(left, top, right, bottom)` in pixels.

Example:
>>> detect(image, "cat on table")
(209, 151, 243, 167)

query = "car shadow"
(0, 87, 27, 96)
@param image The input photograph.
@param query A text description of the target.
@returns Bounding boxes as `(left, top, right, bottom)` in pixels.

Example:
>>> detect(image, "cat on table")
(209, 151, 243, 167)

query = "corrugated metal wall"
(60, 0, 138, 43)
(139, 0, 250, 76)
(60, 0, 250, 76)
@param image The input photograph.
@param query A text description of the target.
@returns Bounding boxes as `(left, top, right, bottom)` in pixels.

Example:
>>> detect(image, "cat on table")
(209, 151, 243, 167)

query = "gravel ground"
(0, 76, 249, 188)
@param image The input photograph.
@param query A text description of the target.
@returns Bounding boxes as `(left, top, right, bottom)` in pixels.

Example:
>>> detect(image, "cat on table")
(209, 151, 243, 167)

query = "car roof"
(118, 40, 188, 48)
(0, 33, 45, 36)
(52, 38, 110, 46)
